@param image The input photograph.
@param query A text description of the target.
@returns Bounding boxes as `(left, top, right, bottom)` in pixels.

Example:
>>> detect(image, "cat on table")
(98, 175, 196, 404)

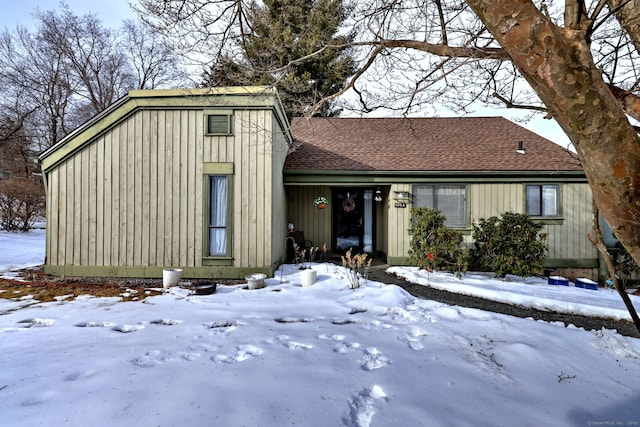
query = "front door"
(332, 189, 374, 254)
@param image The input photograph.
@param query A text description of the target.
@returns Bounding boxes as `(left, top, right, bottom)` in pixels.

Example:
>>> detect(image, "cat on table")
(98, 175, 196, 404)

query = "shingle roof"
(285, 117, 582, 172)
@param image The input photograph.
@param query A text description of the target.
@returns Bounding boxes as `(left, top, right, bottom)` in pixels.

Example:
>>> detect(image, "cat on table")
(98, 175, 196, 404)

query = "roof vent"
(517, 140, 525, 154)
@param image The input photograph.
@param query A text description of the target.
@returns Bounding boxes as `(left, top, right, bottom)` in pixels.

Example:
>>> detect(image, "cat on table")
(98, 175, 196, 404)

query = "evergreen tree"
(201, 0, 355, 119)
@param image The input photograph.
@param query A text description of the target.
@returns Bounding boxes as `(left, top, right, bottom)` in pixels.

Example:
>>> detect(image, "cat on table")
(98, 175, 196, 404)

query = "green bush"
(611, 242, 640, 289)
(470, 212, 547, 278)
(409, 208, 468, 278)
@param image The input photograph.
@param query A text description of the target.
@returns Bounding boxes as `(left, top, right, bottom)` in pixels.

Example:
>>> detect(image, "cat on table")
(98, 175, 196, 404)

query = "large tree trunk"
(467, 0, 640, 267)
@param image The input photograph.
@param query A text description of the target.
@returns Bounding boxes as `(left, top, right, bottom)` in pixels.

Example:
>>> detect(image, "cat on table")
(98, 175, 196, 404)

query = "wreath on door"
(343, 194, 356, 212)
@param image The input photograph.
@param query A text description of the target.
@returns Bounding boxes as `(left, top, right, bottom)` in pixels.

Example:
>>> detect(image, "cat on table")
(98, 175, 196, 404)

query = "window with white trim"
(525, 184, 559, 217)
(208, 175, 229, 256)
(413, 184, 467, 227)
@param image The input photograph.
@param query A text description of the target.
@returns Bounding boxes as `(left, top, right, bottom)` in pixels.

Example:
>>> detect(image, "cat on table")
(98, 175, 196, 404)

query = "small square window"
(206, 114, 232, 135)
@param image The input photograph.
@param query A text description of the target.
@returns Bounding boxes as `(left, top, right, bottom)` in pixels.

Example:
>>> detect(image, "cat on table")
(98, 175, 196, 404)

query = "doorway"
(332, 188, 374, 254)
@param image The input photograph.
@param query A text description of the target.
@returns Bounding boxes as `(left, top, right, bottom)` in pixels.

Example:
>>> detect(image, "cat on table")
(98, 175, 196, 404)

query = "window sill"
(408, 227, 471, 235)
(203, 257, 233, 266)
(531, 217, 564, 225)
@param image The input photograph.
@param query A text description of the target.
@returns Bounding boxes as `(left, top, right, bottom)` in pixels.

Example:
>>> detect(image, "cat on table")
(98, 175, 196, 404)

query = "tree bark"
(466, 0, 640, 268)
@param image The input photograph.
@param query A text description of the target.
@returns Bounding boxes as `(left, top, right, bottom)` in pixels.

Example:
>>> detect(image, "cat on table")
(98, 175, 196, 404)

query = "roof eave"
(283, 169, 587, 185)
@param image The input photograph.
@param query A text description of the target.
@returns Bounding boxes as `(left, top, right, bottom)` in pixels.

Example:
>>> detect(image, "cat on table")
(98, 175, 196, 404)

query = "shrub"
(470, 212, 547, 278)
(0, 177, 45, 232)
(611, 242, 640, 289)
(409, 208, 468, 278)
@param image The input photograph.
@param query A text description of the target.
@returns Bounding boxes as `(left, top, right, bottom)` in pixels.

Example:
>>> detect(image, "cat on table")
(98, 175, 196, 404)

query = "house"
(38, 87, 598, 280)
(38, 87, 291, 279)
(284, 116, 597, 279)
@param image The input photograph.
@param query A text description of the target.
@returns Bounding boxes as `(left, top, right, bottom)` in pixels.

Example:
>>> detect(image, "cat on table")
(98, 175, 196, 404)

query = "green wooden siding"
(271, 115, 289, 266)
(44, 103, 289, 277)
(285, 181, 596, 269)
(46, 109, 203, 269)
(386, 184, 413, 259)
(286, 185, 333, 250)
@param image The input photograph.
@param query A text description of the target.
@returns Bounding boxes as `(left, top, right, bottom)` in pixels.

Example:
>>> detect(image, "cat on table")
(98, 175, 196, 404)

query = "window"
(413, 184, 467, 227)
(205, 113, 232, 135)
(526, 184, 559, 217)
(208, 175, 229, 256)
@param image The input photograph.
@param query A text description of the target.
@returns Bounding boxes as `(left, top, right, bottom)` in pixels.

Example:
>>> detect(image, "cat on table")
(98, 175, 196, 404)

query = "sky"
(0, 0, 574, 148)
(0, 0, 136, 29)
(2, 228, 640, 426)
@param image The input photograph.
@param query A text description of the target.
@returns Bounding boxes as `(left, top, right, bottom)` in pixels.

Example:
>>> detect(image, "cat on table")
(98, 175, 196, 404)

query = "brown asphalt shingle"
(285, 117, 582, 172)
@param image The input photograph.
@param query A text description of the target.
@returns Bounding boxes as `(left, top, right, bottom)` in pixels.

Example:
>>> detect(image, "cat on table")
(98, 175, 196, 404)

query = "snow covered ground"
(1, 229, 640, 427)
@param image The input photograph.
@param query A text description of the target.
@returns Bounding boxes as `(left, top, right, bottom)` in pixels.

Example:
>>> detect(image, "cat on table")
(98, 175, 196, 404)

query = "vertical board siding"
(387, 184, 412, 259)
(286, 186, 332, 251)
(271, 116, 288, 266)
(147, 111, 158, 266)
(470, 183, 523, 221)
(156, 110, 166, 266)
(547, 183, 596, 260)
(471, 182, 595, 260)
(95, 137, 104, 266)
(203, 109, 275, 268)
(140, 110, 150, 266)
(385, 182, 595, 263)
(46, 108, 207, 270)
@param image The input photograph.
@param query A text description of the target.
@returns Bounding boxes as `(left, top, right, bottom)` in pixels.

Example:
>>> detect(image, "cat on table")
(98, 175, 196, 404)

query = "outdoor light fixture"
(375, 189, 383, 202)
(394, 191, 410, 200)
(517, 140, 526, 154)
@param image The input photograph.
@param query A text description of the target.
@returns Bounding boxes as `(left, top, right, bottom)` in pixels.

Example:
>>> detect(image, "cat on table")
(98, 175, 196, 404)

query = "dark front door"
(333, 189, 374, 254)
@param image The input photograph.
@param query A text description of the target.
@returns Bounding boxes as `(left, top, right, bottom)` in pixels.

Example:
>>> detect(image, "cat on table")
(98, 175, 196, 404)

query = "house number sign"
(394, 202, 407, 208)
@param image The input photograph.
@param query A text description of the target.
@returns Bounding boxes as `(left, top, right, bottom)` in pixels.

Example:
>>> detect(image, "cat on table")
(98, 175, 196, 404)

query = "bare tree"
(0, 113, 46, 232)
(36, 5, 134, 119)
(137, 0, 640, 272)
(0, 25, 75, 149)
(0, 3, 187, 149)
(120, 19, 188, 90)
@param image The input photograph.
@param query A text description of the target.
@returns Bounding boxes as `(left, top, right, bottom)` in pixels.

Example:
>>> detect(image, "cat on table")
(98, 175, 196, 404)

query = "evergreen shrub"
(409, 208, 468, 278)
(470, 212, 547, 278)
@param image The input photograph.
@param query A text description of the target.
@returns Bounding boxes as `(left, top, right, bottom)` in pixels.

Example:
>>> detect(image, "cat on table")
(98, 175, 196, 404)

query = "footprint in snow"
(75, 321, 116, 328)
(401, 325, 429, 351)
(112, 324, 145, 333)
(360, 347, 391, 371)
(318, 333, 361, 354)
(189, 341, 220, 353)
(150, 319, 183, 326)
(203, 321, 240, 336)
(212, 344, 263, 363)
(21, 390, 56, 407)
(64, 370, 98, 382)
(274, 317, 312, 323)
(318, 333, 346, 341)
(17, 318, 55, 328)
(132, 350, 201, 367)
(343, 385, 388, 427)
(334, 341, 362, 354)
(273, 334, 313, 350)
